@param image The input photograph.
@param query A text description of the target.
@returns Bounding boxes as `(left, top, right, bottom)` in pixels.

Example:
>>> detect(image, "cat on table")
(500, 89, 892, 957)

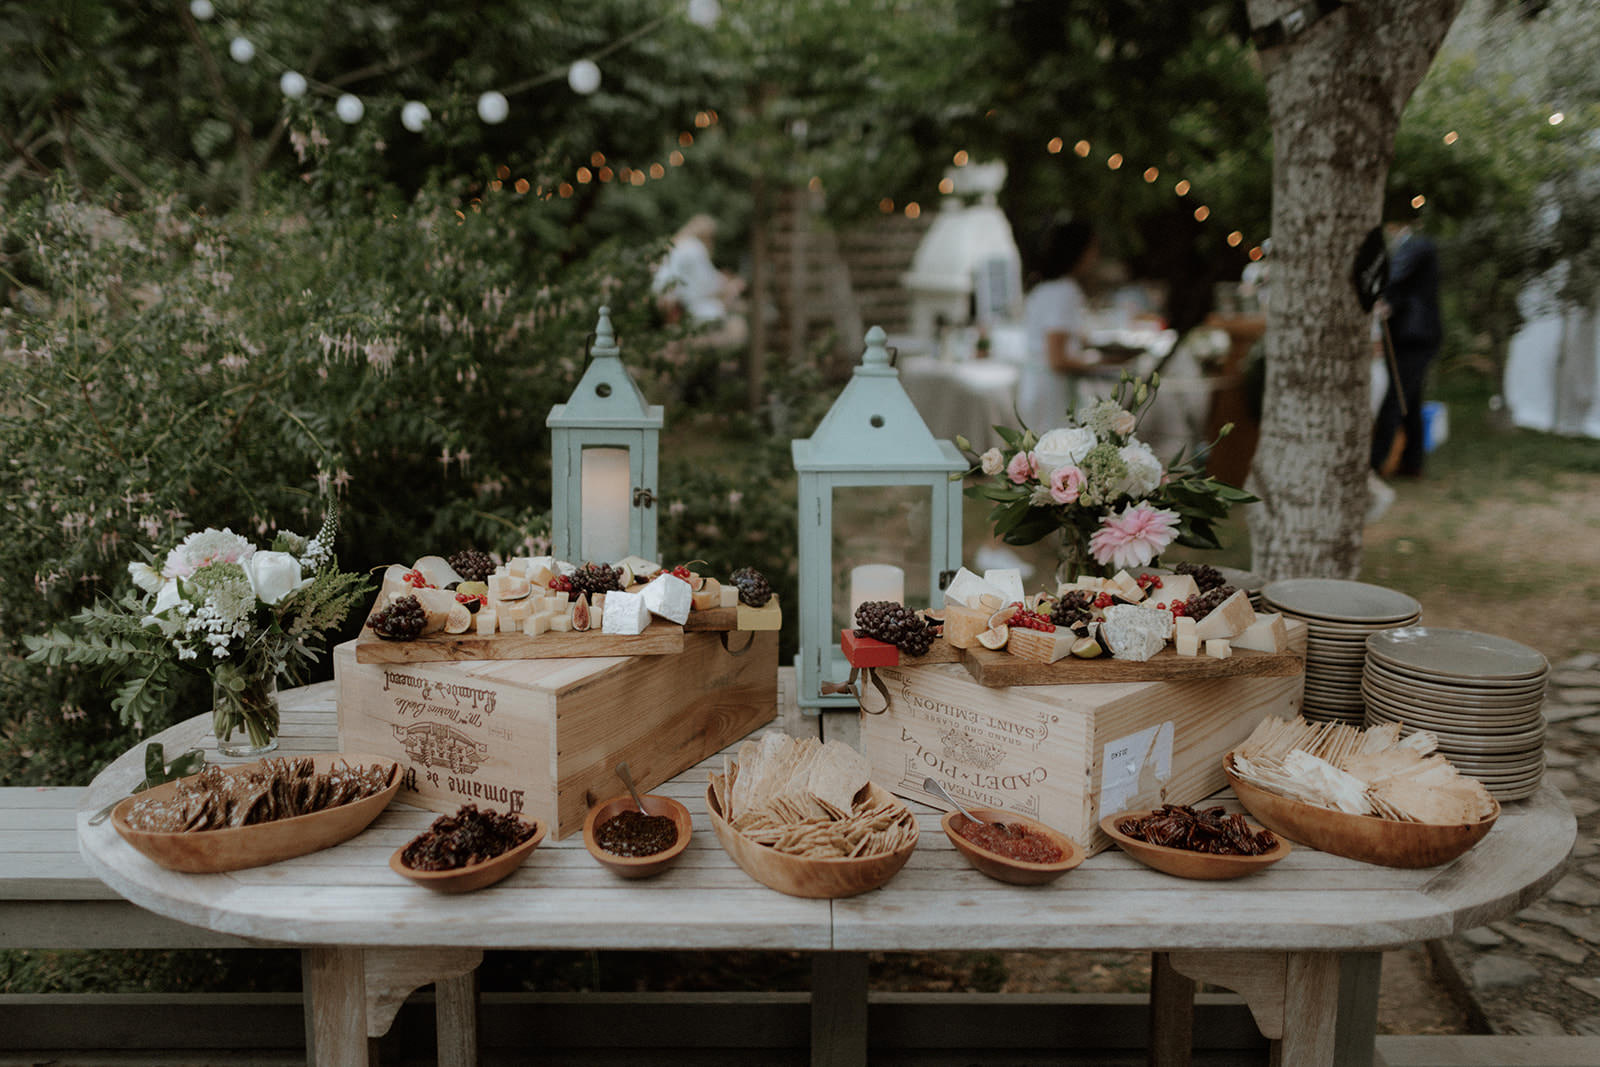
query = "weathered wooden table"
(78, 674, 1574, 1067)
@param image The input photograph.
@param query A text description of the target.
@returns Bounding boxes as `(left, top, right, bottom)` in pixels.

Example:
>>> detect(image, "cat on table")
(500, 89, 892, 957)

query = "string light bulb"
(568, 59, 602, 95)
(477, 91, 509, 124)
(1074, 140, 1091, 157)
(229, 37, 255, 64)
(1411, 194, 1426, 209)
(878, 198, 894, 213)
(335, 94, 364, 124)
(1046, 137, 1063, 154)
(1193, 205, 1210, 221)
(1443, 130, 1459, 145)
(189, 0, 214, 20)
(952, 150, 969, 166)
(938, 176, 955, 194)
(401, 101, 431, 132)
(1174, 179, 1191, 196)
(1143, 167, 1159, 183)
(1227, 231, 1243, 247)
(1248, 246, 1264, 261)
(576, 167, 593, 183)
(1549, 112, 1565, 126)
(1107, 153, 1123, 170)
(905, 202, 921, 219)
(669, 150, 684, 166)
(279, 71, 308, 99)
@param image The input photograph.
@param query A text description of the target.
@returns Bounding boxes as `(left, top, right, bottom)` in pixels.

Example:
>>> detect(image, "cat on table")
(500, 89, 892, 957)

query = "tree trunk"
(1245, 0, 1462, 578)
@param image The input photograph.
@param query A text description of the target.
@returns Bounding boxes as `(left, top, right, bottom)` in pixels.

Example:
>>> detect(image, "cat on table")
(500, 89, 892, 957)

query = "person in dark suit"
(1371, 211, 1442, 476)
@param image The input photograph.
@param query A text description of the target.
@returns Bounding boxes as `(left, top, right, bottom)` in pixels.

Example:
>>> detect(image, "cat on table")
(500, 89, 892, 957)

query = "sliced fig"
(572, 593, 592, 632)
(977, 624, 1010, 650)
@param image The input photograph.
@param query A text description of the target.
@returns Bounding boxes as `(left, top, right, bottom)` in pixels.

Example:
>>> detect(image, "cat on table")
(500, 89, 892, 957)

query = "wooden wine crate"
(334, 631, 778, 839)
(859, 624, 1305, 856)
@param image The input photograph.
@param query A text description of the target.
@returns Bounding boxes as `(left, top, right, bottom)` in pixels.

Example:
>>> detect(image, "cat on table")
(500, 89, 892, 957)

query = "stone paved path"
(1437, 652, 1600, 1037)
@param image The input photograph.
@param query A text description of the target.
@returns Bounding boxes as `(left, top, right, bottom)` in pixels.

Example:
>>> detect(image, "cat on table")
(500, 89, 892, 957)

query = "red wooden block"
(841, 629, 900, 668)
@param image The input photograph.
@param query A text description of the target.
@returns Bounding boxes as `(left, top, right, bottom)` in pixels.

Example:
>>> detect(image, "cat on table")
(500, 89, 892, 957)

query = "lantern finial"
(592, 306, 620, 358)
(854, 325, 896, 377)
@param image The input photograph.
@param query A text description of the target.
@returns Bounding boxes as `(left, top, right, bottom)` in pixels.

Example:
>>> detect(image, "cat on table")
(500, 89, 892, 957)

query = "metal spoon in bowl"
(923, 777, 1006, 830)
(615, 762, 647, 813)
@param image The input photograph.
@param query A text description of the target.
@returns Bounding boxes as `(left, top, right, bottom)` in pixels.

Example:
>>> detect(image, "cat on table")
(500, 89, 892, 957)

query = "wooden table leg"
(435, 969, 479, 1067)
(811, 951, 868, 1067)
(1148, 951, 1196, 1067)
(1333, 951, 1382, 1067)
(304, 945, 371, 1067)
(1271, 951, 1341, 1067)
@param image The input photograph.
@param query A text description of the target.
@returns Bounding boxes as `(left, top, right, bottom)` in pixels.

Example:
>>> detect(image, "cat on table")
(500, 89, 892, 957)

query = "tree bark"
(1245, 0, 1462, 578)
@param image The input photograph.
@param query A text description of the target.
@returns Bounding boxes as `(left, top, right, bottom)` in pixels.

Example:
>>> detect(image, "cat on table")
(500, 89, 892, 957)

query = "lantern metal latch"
(632, 486, 657, 508)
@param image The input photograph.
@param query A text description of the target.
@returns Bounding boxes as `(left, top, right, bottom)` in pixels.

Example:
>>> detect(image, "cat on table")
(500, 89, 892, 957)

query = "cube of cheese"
(1175, 633, 1199, 656)
(641, 573, 693, 624)
(1206, 638, 1232, 659)
(719, 583, 739, 609)
(526, 612, 551, 637)
(601, 590, 650, 635)
(501, 612, 524, 634)
(1232, 612, 1289, 653)
(590, 606, 603, 630)
(1175, 615, 1197, 637)
(1110, 570, 1145, 603)
(476, 611, 497, 636)
(1193, 590, 1256, 641)
(549, 611, 573, 633)
(738, 598, 782, 631)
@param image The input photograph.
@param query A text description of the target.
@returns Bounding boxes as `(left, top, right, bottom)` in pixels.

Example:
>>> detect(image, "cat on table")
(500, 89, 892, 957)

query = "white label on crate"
(1100, 721, 1174, 815)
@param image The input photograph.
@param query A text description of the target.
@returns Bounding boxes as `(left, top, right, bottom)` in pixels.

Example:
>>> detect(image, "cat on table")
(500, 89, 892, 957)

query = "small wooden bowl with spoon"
(928, 778, 1083, 886)
(583, 762, 693, 879)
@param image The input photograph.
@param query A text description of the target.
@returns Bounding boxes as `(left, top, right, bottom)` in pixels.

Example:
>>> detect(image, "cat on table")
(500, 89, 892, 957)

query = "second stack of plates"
(1363, 628, 1548, 802)
(1261, 578, 1423, 725)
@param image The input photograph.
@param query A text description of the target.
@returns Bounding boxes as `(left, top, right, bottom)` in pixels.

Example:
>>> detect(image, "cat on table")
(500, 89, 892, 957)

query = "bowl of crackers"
(706, 732, 918, 899)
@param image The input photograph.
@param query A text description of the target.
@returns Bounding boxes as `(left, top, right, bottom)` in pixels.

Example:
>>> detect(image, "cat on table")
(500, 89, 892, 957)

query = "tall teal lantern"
(547, 307, 663, 565)
(793, 326, 965, 709)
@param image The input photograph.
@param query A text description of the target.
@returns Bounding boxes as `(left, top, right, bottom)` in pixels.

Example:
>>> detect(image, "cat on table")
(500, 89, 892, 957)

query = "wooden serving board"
(354, 616, 685, 664)
(897, 638, 963, 668)
(960, 642, 1304, 688)
(683, 606, 736, 632)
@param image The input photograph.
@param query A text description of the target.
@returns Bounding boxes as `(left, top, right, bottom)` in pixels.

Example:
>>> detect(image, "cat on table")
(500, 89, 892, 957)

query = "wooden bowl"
(111, 753, 400, 874)
(705, 781, 917, 899)
(1099, 809, 1291, 880)
(1225, 762, 1499, 869)
(941, 809, 1084, 885)
(582, 793, 693, 879)
(389, 817, 546, 893)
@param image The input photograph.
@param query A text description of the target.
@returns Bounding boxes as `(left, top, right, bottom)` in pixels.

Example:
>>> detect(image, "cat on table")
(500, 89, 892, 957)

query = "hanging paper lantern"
(228, 37, 255, 64)
(335, 94, 364, 124)
(477, 91, 509, 125)
(687, 0, 721, 28)
(568, 60, 601, 96)
(189, 0, 215, 21)
(279, 71, 308, 100)
(401, 101, 431, 133)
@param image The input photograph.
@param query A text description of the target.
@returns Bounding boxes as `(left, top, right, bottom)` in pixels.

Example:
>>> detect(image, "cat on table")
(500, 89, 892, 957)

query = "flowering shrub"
(960, 374, 1255, 575)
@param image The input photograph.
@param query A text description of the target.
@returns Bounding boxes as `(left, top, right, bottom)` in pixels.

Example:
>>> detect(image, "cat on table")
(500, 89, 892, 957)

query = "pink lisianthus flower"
(162, 527, 254, 578)
(1089, 502, 1181, 571)
(1005, 450, 1038, 485)
(1049, 465, 1085, 504)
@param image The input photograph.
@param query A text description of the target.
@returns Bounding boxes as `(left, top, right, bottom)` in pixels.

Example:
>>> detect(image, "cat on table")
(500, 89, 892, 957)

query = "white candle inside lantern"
(580, 447, 631, 563)
(849, 564, 905, 620)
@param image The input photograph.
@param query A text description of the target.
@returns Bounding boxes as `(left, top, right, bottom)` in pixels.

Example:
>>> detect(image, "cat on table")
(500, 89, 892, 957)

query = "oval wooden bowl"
(582, 793, 693, 879)
(705, 781, 917, 899)
(389, 818, 546, 893)
(111, 753, 400, 874)
(1225, 763, 1499, 869)
(941, 809, 1084, 885)
(1099, 810, 1291, 880)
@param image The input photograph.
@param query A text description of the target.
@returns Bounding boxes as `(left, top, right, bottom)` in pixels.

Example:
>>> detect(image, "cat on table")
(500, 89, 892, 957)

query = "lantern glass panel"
(829, 485, 932, 637)
(580, 446, 632, 563)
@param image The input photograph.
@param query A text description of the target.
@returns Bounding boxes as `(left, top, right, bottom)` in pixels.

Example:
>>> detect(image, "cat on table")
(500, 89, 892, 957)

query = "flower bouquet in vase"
(959, 374, 1255, 586)
(27, 499, 370, 757)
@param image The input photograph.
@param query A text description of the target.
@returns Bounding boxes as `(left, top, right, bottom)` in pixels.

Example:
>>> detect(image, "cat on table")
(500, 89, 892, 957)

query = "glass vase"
(1054, 529, 1098, 590)
(212, 669, 280, 758)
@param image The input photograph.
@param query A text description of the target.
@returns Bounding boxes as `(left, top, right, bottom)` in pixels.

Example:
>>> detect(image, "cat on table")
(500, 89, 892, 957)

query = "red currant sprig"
(1136, 573, 1163, 590)
(1093, 592, 1115, 609)
(1010, 609, 1056, 632)
(670, 564, 693, 581)
(402, 569, 432, 588)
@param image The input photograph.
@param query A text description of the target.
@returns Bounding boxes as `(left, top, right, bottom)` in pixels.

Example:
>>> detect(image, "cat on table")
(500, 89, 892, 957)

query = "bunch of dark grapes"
(1179, 585, 1238, 619)
(369, 595, 426, 640)
(447, 549, 495, 584)
(1176, 561, 1227, 593)
(570, 562, 625, 599)
(855, 600, 935, 656)
(1050, 590, 1096, 631)
(730, 567, 774, 607)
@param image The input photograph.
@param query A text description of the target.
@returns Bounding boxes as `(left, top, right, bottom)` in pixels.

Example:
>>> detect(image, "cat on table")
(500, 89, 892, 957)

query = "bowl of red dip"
(583, 793, 693, 879)
(941, 809, 1084, 885)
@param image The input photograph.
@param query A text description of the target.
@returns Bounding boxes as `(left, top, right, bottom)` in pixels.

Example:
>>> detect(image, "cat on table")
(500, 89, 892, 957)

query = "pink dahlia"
(1049, 465, 1085, 504)
(1088, 502, 1181, 571)
(1006, 450, 1039, 485)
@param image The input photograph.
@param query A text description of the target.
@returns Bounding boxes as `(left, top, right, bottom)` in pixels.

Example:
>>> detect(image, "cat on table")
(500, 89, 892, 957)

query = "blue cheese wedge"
(1101, 604, 1173, 662)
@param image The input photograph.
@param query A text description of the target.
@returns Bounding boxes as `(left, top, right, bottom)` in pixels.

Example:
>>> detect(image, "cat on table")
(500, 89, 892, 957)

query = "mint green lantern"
(547, 307, 663, 565)
(793, 326, 965, 709)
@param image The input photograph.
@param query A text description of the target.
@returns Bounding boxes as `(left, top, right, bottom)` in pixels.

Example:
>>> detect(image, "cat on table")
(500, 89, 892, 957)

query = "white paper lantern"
(401, 101, 431, 133)
(335, 93, 364, 125)
(279, 71, 308, 100)
(189, 0, 215, 21)
(568, 60, 601, 96)
(228, 37, 255, 64)
(477, 91, 509, 125)
(687, 0, 721, 28)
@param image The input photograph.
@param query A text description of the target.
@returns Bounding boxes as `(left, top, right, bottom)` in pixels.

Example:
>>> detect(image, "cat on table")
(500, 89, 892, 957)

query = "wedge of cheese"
(1007, 627, 1074, 664)
(1232, 612, 1289, 653)
(1193, 590, 1256, 641)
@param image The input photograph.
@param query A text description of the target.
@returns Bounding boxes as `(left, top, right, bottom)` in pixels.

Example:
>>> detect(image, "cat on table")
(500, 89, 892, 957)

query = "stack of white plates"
(1260, 578, 1423, 725)
(1362, 628, 1548, 802)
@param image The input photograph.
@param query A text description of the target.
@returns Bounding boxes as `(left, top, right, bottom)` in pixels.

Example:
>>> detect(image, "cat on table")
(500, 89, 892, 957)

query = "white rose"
(1032, 426, 1098, 476)
(1110, 409, 1137, 436)
(128, 561, 164, 594)
(979, 448, 1004, 476)
(1118, 440, 1164, 498)
(245, 550, 310, 606)
(152, 579, 183, 616)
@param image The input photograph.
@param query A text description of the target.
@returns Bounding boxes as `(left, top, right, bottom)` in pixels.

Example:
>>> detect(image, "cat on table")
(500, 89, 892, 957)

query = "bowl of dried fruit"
(389, 804, 545, 893)
(1100, 805, 1290, 880)
(583, 793, 693, 879)
(705, 732, 918, 899)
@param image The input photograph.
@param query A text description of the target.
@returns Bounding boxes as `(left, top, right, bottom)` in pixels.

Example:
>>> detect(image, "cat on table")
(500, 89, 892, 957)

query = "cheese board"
(354, 614, 686, 663)
(961, 637, 1304, 687)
